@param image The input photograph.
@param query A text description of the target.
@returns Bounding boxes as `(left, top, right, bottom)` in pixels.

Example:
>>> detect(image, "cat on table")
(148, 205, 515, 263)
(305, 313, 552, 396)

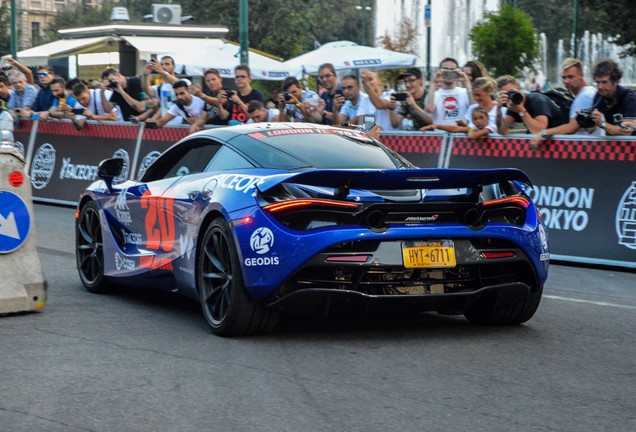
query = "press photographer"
(496, 75, 565, 135)
(101, 68, 145, 121)
(590, 58, 636, 136)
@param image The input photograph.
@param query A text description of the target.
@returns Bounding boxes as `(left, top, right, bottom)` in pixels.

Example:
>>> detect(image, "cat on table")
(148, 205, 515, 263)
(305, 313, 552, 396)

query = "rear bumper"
(266, 282, 533, 318)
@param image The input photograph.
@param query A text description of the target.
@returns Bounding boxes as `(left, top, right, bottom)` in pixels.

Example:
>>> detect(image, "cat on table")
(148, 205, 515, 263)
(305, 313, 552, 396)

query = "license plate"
(402, 240, 456, 268)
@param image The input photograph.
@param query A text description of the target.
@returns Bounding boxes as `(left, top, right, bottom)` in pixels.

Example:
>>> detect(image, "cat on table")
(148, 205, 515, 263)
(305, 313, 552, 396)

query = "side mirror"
(98, 158, 124, 191)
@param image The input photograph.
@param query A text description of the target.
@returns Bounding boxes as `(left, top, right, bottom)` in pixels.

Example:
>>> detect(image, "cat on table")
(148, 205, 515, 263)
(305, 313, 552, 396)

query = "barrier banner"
(134, 126, 190, 179)
(29, 121, 139, 205)
(13, 119, 33, 158)
(448, 134, 636, 268)
(380, 132, 446, 168)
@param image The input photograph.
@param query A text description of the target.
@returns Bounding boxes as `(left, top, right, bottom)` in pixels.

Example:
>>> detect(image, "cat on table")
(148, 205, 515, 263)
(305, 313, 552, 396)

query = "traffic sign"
(0, 191, 32, 253)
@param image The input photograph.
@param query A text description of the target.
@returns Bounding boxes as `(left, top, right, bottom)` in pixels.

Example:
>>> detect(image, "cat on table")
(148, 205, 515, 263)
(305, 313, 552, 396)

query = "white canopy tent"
(173, 42, 301, 81)
(284, 40, 419, 75)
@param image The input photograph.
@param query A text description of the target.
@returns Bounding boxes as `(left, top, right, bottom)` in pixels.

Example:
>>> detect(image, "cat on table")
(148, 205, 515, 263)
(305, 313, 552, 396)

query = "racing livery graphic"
(75, 123, 549, 336)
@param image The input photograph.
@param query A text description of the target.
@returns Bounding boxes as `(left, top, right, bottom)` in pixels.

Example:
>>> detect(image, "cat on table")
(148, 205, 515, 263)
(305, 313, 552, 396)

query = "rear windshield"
(233, 130, 411, 170)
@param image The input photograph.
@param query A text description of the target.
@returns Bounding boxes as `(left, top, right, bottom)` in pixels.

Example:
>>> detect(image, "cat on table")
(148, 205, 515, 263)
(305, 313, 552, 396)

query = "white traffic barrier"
(0, 142, 47, 314)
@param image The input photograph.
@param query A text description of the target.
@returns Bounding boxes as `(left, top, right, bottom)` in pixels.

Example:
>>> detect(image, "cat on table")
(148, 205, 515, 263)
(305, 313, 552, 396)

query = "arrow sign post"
(0, 191, 32, 253)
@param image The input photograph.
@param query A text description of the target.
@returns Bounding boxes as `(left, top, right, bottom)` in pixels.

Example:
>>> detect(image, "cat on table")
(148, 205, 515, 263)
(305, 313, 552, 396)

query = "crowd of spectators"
(1, 54, 634, 139)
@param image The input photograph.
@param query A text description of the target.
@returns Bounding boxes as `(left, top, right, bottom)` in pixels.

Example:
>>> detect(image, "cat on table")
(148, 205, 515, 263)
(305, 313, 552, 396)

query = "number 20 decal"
(141, 191, 175, 252)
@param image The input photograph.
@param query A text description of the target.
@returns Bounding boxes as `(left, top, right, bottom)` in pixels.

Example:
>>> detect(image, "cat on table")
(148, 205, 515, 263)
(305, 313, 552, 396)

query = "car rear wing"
(256, 168, 532, 194)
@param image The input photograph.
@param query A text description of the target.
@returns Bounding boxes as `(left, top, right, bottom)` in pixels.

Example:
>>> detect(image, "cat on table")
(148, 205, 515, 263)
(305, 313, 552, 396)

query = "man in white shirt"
(70, 82, 120, 130)
(246, 100, 279, 123)
(155, 80, 207, 134)
(426, 57, 471, 126)
(532, 57, 601, 145)
(143, 55, 182, 126)
(356, 70, 395, 132)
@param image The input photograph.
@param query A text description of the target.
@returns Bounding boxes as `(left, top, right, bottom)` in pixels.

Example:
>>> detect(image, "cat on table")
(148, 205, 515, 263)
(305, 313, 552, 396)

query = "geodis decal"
(245, 227, 279, 266)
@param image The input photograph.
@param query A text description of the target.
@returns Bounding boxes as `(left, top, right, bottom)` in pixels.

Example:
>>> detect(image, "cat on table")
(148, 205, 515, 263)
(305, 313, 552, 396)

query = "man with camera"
(425, 58, 472, 126)
(532, 58, 600, 145)
(277, 76, 322, 123)
(101, 68, 144, 122)
(142, 55, 181, 126)
(590, 58, 636, 136)
(228, 64, 264, 124)
(389, 67, 431, 130)
(191, 68, 231, 126)
(496, 75, 565, 135)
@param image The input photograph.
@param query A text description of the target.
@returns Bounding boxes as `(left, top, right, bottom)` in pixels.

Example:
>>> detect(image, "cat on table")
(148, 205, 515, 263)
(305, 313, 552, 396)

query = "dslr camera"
(283, 92, 292, 101)
(576, 109, 595, 128)
(507, 89, 524, 106)
(107, 79, 119, 89)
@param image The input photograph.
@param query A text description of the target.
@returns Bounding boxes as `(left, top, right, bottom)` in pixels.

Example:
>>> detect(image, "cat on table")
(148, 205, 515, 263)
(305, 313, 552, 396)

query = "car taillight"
(262, 199, 360, 213)
(481, 196, 530, 226)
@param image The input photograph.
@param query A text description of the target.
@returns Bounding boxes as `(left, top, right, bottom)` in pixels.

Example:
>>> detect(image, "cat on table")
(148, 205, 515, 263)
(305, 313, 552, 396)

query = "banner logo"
(30, 143, 56, 189)
(616, 181, 636, 250)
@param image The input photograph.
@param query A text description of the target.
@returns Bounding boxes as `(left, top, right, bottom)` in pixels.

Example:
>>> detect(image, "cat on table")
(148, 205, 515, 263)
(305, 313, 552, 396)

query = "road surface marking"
(544, 295, 636, 311)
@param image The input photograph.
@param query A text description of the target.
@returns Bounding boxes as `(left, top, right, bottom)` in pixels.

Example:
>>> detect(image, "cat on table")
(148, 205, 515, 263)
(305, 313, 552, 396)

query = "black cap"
(398, 67, 423, 80)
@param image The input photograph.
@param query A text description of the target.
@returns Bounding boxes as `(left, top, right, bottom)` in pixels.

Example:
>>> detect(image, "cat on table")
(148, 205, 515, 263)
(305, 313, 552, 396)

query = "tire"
(197, 217, 278, 336)
(76, 201, 111, 293)
(464, 285, 543, 325)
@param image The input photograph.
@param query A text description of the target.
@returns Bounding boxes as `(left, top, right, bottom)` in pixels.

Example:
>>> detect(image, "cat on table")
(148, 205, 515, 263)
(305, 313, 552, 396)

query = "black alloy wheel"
(198, 217, 278, 336)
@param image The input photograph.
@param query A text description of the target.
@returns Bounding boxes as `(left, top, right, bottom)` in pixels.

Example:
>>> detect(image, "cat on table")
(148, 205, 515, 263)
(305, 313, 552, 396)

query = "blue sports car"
(76, 123, 549, 336)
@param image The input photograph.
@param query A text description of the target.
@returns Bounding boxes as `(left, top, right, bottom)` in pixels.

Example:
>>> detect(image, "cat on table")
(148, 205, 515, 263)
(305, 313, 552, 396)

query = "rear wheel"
(76, 201, 111, 293)
(197, 218, 278, 336)
(464, 285, 543, 325)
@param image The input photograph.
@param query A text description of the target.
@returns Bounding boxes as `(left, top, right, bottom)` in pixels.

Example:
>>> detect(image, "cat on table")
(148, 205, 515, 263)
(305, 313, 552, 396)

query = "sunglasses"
(37, 72, 50, 77)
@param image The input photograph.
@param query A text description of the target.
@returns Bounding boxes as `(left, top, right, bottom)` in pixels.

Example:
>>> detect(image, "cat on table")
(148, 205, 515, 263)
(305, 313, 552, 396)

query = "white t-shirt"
(356, 90, 394, 131)
(464, 103, 498, 133)
(167, 95, 205, 123)
(431, 87, 470, 125)
(246, 108, 280, 123)
(570, 85, 596, 118)
(74, 89, 122, 121)
(340, 93, 369, 122)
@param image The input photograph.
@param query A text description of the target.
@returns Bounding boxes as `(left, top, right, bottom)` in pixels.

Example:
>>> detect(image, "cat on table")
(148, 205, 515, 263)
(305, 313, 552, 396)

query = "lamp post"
(239, 0, 249, 65)
(10, 0, 17, 57)
(355, 0, 372, 46)
(572, 0, 579, 57)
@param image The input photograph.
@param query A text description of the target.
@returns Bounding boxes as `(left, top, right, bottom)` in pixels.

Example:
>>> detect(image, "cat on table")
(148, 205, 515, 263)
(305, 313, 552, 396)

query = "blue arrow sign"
(0, 191, 32, 253)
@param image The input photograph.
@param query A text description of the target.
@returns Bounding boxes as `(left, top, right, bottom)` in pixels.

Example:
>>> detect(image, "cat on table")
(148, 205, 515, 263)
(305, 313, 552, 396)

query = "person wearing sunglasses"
(31, 66, 56, 113)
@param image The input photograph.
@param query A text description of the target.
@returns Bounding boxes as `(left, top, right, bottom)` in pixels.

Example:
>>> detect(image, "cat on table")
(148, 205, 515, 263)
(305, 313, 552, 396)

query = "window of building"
(31, 21, 41, 45)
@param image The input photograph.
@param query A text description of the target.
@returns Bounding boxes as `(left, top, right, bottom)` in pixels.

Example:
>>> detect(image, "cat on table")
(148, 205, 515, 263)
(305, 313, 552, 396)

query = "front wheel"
(464, 285, 543, 325)
(197, 218, 278, 336)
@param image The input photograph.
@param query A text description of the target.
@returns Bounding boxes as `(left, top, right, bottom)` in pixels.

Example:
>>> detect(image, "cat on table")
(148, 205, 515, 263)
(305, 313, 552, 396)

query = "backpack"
(533, 87, 575, 123)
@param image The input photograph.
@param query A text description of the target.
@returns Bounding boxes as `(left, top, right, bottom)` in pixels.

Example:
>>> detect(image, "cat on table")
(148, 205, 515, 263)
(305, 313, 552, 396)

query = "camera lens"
(508, 90, 523, 105)
(283, 92, 292, 101)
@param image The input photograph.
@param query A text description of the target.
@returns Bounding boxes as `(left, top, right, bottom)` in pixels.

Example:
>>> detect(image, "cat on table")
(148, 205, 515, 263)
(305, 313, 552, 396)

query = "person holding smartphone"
(425, 58, 472, 126)
(68, 82, 120, 130)
(389, 67, 431, 130)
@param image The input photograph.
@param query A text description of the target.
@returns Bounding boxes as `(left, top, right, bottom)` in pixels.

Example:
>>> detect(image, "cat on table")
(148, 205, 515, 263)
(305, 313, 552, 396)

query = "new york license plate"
(402, 240, 456, 268)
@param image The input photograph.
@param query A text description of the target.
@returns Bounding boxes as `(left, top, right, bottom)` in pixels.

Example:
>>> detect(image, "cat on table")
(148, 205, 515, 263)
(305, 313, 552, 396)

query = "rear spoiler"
(256, 168, 532, 193)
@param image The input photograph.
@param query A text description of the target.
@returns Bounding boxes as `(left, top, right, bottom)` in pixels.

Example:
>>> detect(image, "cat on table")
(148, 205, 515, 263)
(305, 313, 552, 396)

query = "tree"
(585, 0, 635, 57)
(0, 1, 11, 55)
(377, 17, 418, 89)
(46, 1, 113, 42)
(470, 4, 540, 77)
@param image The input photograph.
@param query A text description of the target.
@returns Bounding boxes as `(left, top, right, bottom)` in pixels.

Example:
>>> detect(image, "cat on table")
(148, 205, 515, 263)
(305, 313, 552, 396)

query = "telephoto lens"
(507, 90, 524, 105)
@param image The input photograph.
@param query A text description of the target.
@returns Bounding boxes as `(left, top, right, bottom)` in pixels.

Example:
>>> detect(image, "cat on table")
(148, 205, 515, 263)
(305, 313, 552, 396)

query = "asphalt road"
(1, 204, 635, 432)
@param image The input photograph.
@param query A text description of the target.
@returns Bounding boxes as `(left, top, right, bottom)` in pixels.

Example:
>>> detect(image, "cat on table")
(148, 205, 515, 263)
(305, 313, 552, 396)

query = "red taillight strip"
(326, 255, 370, 262)
(263, 199, 359, 213)
(482, 196, 530, 208)
(481, 251, 516, 259)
